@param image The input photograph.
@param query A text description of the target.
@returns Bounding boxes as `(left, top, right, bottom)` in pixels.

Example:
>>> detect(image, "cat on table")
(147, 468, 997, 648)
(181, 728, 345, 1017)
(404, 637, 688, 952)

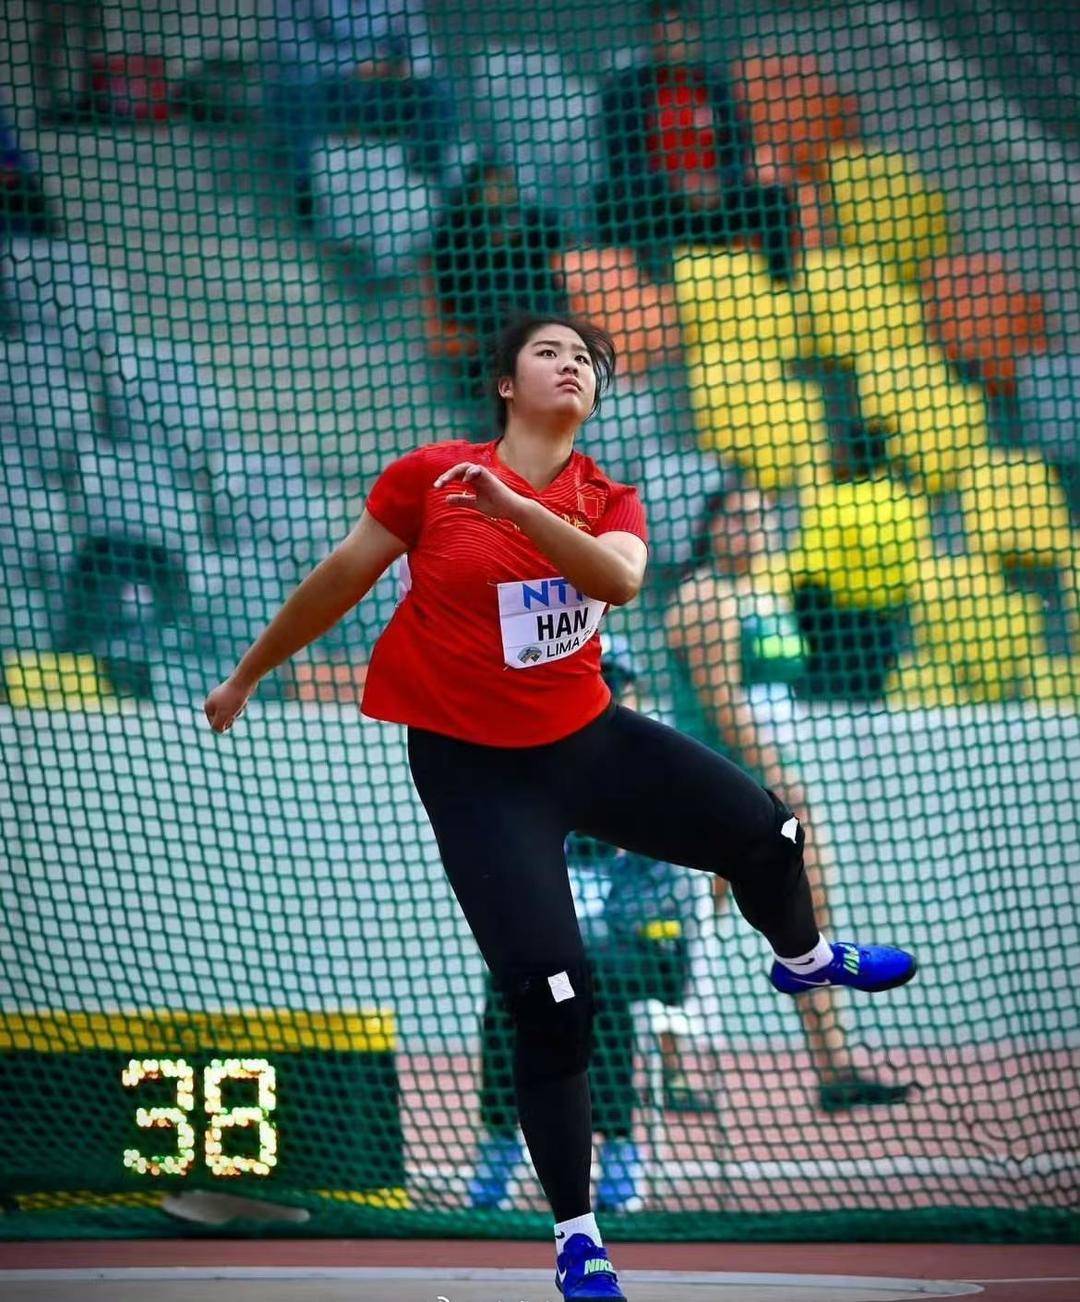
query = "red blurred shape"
(733, 53, 861, 180)
(89, 55, 171, 122)
(291, 661, 369, 704)
(920, 253, 1049, 389)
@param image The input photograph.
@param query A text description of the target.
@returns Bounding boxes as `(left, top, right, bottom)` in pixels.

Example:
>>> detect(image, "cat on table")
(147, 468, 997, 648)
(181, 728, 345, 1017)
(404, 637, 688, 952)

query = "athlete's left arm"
(516, 505, 648, 606)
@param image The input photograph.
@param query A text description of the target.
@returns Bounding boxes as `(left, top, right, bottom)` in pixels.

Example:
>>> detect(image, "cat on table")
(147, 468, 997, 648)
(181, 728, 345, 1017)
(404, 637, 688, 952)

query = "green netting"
(1, 0, 1078, 1245)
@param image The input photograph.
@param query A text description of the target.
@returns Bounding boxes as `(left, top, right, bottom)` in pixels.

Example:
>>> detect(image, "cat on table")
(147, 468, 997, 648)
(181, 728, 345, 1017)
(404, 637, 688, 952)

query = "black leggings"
(407, 702, 817, 1218)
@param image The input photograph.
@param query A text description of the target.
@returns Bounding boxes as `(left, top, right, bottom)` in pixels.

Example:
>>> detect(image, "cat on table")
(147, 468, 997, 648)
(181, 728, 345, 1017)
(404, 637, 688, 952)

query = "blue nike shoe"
(555, 1233, 627, 1300)
(770, 941, 917, 996)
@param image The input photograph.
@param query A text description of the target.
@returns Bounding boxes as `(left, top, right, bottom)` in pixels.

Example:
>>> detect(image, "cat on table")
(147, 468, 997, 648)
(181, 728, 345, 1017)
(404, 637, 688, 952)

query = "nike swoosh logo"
(556, 1266, 568, 1285)
(791, 975, 832, 986)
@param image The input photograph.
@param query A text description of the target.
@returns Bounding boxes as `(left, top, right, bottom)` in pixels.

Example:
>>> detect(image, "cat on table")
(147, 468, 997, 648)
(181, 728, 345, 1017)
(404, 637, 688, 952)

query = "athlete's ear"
(498, 377, 513, 400)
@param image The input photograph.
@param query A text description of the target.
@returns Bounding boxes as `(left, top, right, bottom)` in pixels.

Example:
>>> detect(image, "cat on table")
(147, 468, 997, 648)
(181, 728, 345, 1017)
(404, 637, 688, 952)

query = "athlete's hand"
(204, 677, 252, 734)
(434, 462, 530, 522)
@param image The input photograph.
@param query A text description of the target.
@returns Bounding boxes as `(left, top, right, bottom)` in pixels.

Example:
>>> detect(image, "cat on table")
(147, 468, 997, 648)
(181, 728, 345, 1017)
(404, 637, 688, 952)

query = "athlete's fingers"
(445, 492, 483, 509)
(434, 462, 485, 489)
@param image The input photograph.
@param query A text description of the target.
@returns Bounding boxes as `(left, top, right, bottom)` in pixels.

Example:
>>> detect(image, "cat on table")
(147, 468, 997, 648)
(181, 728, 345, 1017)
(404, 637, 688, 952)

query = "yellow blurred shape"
(3, 652, 114, 710)
(828, 147, 952, 280)
(854, 346, 991, 494)
(799, 247, 930, 359)
(686, 355, 831, 491)
(1028, 655, 1080, 703)
(888, 555, 1046, 705)
(639, 919, 683, 941)
(672, 248, 806, 364)
(792, 476, 934, 608)
(958, 451, 1074, 566)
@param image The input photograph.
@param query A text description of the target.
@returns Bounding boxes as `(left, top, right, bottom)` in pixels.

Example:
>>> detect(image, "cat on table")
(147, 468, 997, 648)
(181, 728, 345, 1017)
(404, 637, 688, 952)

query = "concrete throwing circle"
(0, 1267, 985, 1301)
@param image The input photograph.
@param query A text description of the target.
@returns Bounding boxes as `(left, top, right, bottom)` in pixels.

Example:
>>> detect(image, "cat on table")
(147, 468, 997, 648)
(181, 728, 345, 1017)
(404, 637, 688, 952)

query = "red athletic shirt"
(360, 439, 648, 747)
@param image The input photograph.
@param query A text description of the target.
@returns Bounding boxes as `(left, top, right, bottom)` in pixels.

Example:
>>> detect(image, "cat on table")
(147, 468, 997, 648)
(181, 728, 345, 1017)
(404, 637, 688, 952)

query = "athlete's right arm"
(204, 510, 408, 733)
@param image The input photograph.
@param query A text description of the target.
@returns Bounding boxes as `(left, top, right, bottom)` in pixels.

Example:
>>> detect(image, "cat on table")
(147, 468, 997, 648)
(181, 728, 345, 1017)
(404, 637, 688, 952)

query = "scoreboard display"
(0, 1009, 405, 1198)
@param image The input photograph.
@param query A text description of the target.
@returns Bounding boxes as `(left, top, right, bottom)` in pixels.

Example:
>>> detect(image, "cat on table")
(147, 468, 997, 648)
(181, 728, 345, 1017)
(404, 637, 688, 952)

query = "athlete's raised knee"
(500, 961, 594, 1085)
(742, 789, 805, 881)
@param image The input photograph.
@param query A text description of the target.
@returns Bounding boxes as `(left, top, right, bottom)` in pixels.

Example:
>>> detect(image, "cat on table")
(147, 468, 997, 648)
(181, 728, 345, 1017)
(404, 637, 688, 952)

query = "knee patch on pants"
(746, 789, 806, 880)
(500, 962, 594, 1086)
(770, 788, 805, 850)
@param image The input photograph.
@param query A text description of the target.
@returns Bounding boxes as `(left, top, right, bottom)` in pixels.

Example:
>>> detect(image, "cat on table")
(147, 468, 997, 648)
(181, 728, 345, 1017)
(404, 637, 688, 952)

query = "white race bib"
(497, 577, 607, 670)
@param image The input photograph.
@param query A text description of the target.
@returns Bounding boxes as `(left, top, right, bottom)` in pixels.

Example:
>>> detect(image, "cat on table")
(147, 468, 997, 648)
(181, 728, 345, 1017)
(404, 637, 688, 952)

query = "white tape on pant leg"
(548, 971, 575, 1002)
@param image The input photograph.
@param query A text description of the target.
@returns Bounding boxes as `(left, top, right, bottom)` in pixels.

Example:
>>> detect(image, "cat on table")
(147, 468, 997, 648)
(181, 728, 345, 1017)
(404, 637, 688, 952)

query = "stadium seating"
(0, 343, 88, 631)
(0, 313, 344, 694)
(798, 247, 930, 361)
(0, 335, 92, 475)
(671, 247, 831, 488)
(684, 355, 831, 492)
(0, 432, 77, 584)
(1013, 353, 1080, 467)
(853, 345, 991, 494)
(107, 335, 229, 459)
(888, 554, 1047, 705)
(467, 44, 601, 236)
(672, 248, 805, 364)
(919, 252, 1049, 391)
(312, 141, 437, 278)
(209, 446, 337, 567)
(2, 650, 114, 711)
(827, 147, 953, 281)
(958, 451, 1075, 567)
(732, 53, 862, 182)
(2, 238, 129, 341)
(1028, 654, 1080, 702)
(556, 247, 680, 376)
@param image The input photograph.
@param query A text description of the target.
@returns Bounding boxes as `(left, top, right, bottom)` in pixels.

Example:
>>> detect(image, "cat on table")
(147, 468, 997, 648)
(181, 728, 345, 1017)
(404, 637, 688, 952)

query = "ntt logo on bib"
(518, 646, 543, 665)
(521, 578, 584, 609)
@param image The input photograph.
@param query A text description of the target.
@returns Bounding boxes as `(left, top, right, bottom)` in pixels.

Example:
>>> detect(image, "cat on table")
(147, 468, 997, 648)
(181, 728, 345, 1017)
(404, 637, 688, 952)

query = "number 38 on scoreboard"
(122, 1057, 278, 1178)
(0, 1009, 407, 1198)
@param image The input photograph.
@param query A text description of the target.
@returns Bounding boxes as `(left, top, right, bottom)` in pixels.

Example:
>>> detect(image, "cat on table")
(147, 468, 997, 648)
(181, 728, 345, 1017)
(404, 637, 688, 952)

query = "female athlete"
(204, 313, 916, 1301)
(668, 483, 914, 1114)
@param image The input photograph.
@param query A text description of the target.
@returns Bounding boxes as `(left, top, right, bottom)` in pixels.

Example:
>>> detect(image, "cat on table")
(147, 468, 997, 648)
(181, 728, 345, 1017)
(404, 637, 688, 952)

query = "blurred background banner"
(0, 0, 1077, 1242)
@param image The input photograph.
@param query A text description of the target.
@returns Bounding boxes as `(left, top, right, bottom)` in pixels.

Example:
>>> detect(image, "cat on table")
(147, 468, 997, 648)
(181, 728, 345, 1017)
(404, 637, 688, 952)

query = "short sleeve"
(595, 483, 648, 545)
(365, 448, 432, 548)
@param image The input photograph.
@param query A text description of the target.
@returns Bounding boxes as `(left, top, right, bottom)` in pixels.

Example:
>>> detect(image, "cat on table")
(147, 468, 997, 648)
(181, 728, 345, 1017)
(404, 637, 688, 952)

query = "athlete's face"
(501, 325, 597, 428)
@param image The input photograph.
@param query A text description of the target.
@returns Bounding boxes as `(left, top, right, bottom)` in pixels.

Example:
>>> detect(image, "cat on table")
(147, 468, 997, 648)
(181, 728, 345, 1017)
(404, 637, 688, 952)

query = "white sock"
(774, 934, 833, 975)
(555, 1211, 602, 1248)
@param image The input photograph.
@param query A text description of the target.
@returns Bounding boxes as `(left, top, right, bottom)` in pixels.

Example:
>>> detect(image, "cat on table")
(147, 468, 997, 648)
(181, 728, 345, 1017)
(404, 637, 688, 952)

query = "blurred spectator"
(430, 158, 566, 357)
(58, 535, 190, 699)
(466, 638, 706, 1215)
(666, 482, 912, 1113)
(29, 0, 103, 126)
(1, 113, 59, 238)
(595, 0, 797, 280)
(263, 0, 457, 227)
